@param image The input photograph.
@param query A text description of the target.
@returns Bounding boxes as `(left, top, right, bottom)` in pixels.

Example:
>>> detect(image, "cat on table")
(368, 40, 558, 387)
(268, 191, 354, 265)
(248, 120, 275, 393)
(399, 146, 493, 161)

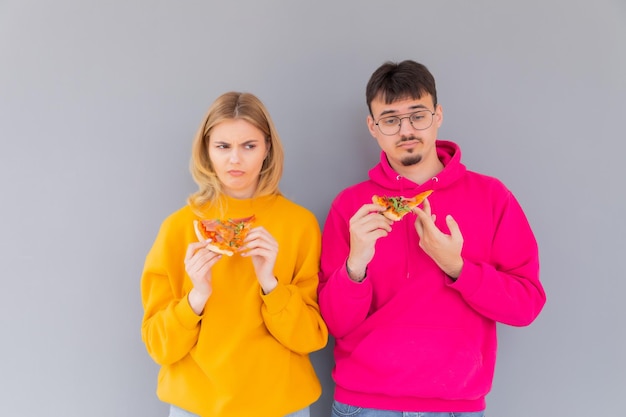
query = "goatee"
(396, 135, 423, 166)
(401, 154, 422, 166)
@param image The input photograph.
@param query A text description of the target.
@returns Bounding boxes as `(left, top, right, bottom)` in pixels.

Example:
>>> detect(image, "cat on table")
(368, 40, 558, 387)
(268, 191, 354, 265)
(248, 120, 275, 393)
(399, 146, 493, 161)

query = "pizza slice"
(372, 190, 433, 221)
(193, 215, 255, 256)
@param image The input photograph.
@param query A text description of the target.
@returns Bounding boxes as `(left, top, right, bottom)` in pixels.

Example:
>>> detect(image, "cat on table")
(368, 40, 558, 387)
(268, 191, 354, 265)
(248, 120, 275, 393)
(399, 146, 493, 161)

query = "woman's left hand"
(241, 226, 279, 294)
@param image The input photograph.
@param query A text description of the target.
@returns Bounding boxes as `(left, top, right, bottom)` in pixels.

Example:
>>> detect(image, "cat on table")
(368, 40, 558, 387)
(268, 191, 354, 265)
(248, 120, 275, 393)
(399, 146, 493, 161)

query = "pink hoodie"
(318, 140, 546, 412)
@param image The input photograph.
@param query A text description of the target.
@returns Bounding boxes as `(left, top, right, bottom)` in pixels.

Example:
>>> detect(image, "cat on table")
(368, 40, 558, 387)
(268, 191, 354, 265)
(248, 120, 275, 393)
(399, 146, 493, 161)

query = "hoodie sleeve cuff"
(339, 263, 372, 299)
(447, 261, 481, 297)
(260, 283, 291, 314)
(174, 293, 203, 330)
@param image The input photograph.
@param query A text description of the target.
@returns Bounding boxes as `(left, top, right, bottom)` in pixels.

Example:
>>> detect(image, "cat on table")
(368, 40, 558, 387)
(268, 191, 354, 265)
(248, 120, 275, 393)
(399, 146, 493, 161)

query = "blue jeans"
(169, 404, 310, 417)
(331, 401, 485, 417)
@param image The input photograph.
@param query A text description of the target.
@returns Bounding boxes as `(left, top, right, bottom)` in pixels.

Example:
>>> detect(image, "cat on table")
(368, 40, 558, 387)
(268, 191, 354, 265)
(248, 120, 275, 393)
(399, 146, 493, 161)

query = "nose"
(398, 116, 413, 135)
(228, 148, 240, 163)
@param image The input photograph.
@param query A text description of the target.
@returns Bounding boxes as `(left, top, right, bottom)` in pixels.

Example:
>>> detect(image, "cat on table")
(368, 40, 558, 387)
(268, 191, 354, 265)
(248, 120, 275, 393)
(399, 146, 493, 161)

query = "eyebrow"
(212, 139, 262, 145)
(378, 104, 430, 118)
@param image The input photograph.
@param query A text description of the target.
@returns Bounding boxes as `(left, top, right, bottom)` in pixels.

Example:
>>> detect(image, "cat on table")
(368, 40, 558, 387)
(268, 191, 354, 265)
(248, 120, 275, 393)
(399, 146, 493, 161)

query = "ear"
(434, 104, 443, 128)
(366, 114, 378, 138)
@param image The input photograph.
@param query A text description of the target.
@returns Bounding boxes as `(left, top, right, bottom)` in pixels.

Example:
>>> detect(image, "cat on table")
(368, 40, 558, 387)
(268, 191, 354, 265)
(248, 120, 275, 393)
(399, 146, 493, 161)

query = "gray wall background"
(1, 1, 625, 416)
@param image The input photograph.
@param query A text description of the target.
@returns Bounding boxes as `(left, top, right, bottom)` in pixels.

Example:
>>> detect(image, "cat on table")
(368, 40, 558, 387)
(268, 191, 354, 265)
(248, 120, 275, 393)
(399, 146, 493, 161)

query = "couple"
(140, 60, 546, 417)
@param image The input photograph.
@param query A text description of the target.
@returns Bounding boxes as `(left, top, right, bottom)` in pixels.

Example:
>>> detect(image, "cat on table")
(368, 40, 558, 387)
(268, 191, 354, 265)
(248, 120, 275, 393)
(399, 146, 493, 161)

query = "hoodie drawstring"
(395, 175, 440, 279)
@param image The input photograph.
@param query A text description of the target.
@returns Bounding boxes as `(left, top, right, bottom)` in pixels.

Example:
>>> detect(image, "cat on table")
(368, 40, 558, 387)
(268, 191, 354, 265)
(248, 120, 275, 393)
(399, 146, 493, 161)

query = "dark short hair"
(366, 60, 437, 114)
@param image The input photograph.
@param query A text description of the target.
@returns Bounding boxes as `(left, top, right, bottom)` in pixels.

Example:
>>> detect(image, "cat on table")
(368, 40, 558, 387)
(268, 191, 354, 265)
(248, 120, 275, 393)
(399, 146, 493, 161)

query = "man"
(318, 60, 546, 416)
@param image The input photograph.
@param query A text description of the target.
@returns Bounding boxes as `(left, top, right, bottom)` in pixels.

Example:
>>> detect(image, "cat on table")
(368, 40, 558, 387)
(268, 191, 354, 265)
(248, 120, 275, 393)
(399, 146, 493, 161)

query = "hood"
(368, 140, 466, 194)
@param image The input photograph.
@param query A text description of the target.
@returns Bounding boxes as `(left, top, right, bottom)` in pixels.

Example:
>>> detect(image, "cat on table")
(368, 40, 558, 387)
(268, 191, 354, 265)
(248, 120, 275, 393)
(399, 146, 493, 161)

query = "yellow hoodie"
(141, 194, 328, 417)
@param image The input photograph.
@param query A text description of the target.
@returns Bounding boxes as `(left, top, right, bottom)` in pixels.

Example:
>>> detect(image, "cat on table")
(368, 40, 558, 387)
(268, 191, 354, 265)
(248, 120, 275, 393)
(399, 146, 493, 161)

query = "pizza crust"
(193, 220, 208, 242)
(205, 243, 235, 257)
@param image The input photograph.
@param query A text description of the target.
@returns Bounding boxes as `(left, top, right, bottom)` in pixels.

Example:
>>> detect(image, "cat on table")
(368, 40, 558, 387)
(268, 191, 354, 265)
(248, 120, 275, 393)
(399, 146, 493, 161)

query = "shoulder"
(462, 170, 513, 197)
(153, 206, 197, 244)
(334, 179, 375, 202)
(456, 170, 515, 210)
(146, 206, 194, 259)
(329, 179, 378, 215)
(266, 196, 321, 238)
(273, 195, 318, 222)
(273, 194, 309, 210)
(160, 205, 195, 228)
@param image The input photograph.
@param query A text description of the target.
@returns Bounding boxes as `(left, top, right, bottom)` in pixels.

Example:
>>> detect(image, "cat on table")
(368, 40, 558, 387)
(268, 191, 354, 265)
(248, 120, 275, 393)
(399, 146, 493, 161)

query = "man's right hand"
(346, 203, 393, 281)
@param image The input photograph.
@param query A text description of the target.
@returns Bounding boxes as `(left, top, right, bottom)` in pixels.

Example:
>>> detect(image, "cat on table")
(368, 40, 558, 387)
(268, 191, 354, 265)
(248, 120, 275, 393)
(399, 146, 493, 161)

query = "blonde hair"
(187, 92, 284, 215)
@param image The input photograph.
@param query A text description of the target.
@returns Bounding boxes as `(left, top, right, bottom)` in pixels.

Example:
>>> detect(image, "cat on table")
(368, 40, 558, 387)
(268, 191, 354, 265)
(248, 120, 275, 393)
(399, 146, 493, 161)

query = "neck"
(390, 157, 444, 185)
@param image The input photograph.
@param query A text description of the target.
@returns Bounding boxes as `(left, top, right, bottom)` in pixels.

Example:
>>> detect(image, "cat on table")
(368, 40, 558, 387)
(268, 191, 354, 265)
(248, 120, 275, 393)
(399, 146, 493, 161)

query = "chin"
(400, 154, 423, 167)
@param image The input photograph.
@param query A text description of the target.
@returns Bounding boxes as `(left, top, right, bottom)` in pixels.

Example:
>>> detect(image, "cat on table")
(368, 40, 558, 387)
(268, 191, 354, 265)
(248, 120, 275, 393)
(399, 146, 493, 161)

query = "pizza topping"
(372, 190, 433, 221)
(387, 196, 413, 215)
(193, 215, 255, 256)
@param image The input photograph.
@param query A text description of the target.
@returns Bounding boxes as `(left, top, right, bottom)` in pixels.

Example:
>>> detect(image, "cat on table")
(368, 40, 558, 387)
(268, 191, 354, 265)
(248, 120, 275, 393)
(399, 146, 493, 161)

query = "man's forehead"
(371, 94, 434, 116)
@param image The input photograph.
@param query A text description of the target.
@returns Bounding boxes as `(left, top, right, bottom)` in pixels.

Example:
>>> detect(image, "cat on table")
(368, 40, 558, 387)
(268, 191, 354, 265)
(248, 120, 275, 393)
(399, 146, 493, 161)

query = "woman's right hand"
(184, 241, 222, 315)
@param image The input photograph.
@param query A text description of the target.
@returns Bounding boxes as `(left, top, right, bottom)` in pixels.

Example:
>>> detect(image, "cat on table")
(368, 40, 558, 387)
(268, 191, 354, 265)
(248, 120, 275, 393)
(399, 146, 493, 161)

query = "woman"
(141, 92, 328, 417)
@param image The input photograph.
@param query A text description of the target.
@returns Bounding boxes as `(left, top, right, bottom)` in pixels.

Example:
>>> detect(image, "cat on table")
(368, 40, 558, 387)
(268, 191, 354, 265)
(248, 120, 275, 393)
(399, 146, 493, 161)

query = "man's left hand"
(413, 198, 464, 279)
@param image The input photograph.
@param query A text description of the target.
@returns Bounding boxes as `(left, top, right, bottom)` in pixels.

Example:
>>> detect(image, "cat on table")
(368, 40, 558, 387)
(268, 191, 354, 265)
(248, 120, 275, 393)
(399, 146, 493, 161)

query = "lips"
(397, 140, 421, 148)
(396, 137, 422, 147)
(228, 170, 245, 177)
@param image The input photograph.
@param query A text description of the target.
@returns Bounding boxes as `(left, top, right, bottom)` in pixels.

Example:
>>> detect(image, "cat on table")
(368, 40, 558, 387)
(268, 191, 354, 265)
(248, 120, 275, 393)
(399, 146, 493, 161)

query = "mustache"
(396, 135, 422, 145)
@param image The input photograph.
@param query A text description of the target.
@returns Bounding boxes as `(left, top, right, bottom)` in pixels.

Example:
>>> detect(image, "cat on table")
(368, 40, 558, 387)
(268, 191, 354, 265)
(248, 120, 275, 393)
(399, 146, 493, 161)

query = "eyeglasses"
(374, 110, 435, 136)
